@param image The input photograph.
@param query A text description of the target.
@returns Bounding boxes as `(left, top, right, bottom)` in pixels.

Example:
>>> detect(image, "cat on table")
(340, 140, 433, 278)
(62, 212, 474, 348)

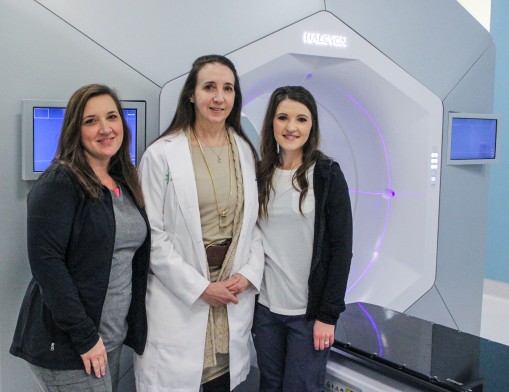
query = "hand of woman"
(200, 281, 240, 308)
(80, 336, 107, 378)
(224, 273, 251, 295)
(313, 320, 335, 351)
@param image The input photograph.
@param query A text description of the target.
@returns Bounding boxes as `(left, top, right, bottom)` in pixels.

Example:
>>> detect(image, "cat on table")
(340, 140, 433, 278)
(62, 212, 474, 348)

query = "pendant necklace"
(196, 133, 226, 163)
(192, 128, 233, 228)
(211, 145, 226, 163)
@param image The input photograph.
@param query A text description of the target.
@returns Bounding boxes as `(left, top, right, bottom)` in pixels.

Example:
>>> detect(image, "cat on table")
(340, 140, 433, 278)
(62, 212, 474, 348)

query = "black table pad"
(333, 302, 509, 392)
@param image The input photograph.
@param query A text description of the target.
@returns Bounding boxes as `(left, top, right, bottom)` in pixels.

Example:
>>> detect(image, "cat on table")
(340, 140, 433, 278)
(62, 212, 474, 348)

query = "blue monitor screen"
(450, 117, 497, 160)
(33, 107, 138, 172)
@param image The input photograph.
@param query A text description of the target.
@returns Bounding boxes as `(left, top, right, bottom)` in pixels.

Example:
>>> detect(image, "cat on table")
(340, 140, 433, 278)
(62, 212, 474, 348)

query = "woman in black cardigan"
(254, 86, 353, 392)
(10, 84, 150, 392)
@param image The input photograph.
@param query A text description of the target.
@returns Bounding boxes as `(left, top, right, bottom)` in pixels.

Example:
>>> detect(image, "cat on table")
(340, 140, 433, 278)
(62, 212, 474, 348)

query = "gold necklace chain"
(192, 128, 233, 228)
(198, 137, 226, 163)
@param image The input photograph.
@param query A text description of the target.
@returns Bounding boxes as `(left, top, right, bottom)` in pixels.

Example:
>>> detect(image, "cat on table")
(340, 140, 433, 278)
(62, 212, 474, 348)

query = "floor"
(480, 278, 509, 346)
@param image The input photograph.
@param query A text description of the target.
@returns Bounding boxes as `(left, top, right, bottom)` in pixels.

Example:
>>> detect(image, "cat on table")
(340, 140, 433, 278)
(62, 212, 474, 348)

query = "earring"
(276, 143, 280, 154)
(190, 97, 195, 103)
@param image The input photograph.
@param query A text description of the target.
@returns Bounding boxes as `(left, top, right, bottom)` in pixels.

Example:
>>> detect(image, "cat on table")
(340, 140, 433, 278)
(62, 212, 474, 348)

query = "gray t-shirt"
(99, 185, 147, 351)
(258, 165, 315, 315)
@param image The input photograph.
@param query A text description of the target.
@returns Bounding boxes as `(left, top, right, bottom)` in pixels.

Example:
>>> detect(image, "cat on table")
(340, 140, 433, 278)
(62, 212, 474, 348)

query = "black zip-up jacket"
(10, 163, 150, 370)
(305, 157, 353, 324)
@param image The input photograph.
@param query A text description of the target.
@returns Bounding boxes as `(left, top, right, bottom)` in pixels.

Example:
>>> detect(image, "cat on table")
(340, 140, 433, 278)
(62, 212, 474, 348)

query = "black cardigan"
(10, 163, 150, 370)
(306, 157, 353, 325)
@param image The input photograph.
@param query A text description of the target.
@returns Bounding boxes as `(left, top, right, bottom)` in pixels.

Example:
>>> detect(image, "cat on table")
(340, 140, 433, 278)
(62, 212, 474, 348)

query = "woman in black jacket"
(254, 86, 353, 392)
(10, 84, 150, 392)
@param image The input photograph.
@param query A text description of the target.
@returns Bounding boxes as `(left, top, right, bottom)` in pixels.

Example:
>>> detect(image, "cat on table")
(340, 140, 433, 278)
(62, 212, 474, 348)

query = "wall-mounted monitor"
(22, 99, 146, 180)
(446, 112, 501, 165)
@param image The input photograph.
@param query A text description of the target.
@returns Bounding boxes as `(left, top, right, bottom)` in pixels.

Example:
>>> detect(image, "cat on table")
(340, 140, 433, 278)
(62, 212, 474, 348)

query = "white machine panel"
(161, 12, 443, 312)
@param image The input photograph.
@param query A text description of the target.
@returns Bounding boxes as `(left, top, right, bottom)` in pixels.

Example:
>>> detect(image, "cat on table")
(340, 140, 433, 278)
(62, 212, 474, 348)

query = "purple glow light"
(347, 95, 391, 188)
(393, 192, 426, 197)
(357, 302, 383, 357)
(347, 199, 390, 292)
(346, 95, 391, 293)
(382, 189, 396, 200)
(349, 190, 384, 196)
(350, 189, 426, 198)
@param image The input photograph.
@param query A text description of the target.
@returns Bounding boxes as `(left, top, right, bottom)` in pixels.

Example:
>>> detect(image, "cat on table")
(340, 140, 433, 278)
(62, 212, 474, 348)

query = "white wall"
(459, 0, 509, 347)
(481, 279, 509, 345)
(457, 0, 491, 30)
(0, 1, 161, 390)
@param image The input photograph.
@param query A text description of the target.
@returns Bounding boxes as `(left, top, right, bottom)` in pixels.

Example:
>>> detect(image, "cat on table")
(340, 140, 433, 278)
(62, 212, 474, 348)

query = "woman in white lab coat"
(134, 54, 264, 392)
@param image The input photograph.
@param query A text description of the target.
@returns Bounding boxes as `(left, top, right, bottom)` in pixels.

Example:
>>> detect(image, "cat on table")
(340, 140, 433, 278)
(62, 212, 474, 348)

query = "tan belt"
(205, 240, 232, 267)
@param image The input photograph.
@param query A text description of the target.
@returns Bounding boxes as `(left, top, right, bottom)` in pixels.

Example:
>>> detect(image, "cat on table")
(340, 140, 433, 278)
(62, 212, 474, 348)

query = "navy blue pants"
(252, 303, 330, 392)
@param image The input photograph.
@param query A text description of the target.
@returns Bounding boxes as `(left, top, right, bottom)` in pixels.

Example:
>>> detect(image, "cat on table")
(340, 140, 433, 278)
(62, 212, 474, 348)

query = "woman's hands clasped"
(225, 273, 250, 296)
(200, 273, 251, 308)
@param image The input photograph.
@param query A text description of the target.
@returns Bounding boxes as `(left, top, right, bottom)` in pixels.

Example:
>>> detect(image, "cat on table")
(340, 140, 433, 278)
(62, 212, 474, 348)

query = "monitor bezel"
(446, 112, 501, 165)
(21, 99, 146, 180)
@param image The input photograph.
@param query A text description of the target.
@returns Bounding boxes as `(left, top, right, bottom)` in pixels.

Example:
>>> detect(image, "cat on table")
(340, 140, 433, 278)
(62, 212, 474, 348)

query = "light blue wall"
(486, 0, 509, 282)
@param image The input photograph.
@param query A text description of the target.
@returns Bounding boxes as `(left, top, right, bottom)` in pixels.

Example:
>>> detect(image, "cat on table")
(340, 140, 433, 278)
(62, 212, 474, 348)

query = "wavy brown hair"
(258, 86, 323, 218)
(54, 84, 144, 208)
(157, 54, 257, 159)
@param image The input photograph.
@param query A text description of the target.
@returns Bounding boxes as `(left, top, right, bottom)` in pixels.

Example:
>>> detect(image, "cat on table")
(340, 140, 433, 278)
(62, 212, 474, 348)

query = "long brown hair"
(258, 86, 323, 218)
(54, 84, 144, 208)
(157, 54, 257, 159)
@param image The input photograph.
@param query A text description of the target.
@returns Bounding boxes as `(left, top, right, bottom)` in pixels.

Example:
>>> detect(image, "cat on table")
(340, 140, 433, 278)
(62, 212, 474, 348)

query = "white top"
(258, 165, 315, 315)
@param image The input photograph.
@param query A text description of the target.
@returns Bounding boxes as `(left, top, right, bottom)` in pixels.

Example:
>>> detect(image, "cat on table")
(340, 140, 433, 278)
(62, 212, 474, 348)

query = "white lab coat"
(134, 130, 264, 391)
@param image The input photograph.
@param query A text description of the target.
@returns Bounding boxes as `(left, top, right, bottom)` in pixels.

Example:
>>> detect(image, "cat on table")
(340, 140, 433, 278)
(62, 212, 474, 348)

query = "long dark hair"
(158, 54, 257, 158)
(258, 86, 323, 218)
(54, 83, 144, 208)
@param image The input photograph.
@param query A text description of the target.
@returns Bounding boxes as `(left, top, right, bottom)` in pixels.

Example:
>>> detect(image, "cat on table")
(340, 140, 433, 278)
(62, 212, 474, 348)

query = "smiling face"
(80, 94, 123, 168)
(191, 62, 235, 130)
(273, 98, 313, 160)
